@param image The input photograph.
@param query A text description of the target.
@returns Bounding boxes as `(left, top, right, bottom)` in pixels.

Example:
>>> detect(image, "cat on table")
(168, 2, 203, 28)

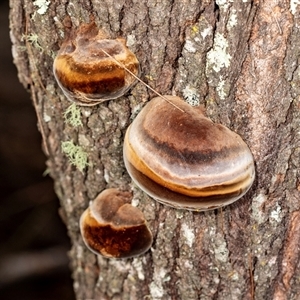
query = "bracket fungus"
(123, 96, 255, 211)
(80, 188, 153, 258)
(53, 21, 139, 106)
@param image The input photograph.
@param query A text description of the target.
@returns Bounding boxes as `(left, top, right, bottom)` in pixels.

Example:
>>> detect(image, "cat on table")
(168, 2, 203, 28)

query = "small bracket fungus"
(80, 189, 153, 258)
(123, 96, 255, 211)
(53, 21, 139, 106)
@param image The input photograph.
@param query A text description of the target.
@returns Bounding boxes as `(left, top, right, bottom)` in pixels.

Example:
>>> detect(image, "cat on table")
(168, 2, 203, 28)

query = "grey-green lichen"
(64, 103, 83, 127)
(22, 33, 43, 52)
(61, 140, 90, 173)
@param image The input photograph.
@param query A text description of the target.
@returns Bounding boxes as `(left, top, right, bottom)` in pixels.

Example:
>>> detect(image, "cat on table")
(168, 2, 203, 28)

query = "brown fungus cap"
(123, 96, 255, 211)
(53, 21, 139, 106)
(80, 189, 153, 258)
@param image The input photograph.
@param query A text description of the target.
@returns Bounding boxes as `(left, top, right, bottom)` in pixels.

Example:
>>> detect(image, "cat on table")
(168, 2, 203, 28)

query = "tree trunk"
(9, 0, 300, 299)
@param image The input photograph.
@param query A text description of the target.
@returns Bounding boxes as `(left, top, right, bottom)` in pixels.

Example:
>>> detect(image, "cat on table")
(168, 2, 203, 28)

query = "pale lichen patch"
(184, 40, 197, 53)
(269, 204, 282, 224)
(216, 0, 234, 11)
(33, 0, 50, 15)
(126, 34, 137, 47)
(252, 193, 267, 224)
(104, 168, 110, 183)
(268, 256, 277, 267)
(290, 0, 300, 14)
(183, 85, 200, 106)
(131, 258, 145, 281)
(207, 33, 232, 72)
(149, 267, 170, 299)
(201, 27, 212, 40)
(213, 236, 229, 263)
(43, 112, 51, 122)
(216, 77, 227, 100)
(181, 223, 195, 247)
(228, 9, 238, 28)
(175, 210, 184, 219)
(149, 281, 164, 299)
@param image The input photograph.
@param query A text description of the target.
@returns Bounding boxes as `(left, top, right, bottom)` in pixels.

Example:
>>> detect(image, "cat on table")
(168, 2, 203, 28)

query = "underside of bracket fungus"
(53, 20, 139, 106)
(123, 96, 255, 211)
(80, 189, 153, 258)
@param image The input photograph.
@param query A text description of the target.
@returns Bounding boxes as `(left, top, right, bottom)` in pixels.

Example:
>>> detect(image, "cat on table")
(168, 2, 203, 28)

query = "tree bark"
(9, 0, 300, 299)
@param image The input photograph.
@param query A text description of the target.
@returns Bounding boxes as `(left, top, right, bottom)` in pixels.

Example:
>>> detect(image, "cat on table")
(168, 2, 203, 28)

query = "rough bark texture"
(9, 0, 300, 299)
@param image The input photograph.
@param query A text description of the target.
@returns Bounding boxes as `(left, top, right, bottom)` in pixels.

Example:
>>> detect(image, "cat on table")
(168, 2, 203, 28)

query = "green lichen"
(61, 140, 90, 173)
(22, 33, 43, 52)
(64, 103, 83, 127)
(43, 168, 51, 176)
